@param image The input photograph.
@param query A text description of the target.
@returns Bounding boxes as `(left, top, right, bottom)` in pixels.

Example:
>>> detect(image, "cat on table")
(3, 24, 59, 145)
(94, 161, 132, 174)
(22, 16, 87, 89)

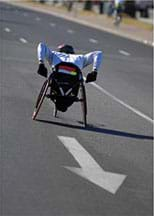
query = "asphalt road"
(0, 2, 153, 216)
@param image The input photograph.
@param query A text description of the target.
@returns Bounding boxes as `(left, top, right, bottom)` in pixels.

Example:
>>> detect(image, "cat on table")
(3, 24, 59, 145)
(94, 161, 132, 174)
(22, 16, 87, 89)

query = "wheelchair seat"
(50, 62, 82, 112)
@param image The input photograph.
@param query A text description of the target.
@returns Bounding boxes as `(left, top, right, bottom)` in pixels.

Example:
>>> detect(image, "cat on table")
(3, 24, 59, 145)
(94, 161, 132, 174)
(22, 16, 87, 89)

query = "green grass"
(122, 14, 153, 31)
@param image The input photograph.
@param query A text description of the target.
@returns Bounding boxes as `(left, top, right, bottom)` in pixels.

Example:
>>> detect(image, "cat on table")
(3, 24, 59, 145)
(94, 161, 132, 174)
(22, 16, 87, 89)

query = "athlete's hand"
(37, 63, 48, 78)
(86, 71, 97, 83)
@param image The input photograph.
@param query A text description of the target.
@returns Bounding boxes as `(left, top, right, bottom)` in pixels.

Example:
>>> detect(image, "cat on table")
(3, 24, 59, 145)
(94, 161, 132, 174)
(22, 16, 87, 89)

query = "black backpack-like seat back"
(50, 62, 82, 111)
(52, 62, 82, 96)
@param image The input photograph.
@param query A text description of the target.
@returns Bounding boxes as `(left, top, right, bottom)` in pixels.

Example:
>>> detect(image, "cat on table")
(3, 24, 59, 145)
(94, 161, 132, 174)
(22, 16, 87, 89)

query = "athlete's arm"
(82, 51, 103, 72)
(37, 42, 53, 64)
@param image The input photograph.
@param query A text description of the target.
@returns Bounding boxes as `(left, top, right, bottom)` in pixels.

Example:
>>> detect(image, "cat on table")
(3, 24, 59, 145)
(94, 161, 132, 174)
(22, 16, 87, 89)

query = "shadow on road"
(36, 118, 153, 140)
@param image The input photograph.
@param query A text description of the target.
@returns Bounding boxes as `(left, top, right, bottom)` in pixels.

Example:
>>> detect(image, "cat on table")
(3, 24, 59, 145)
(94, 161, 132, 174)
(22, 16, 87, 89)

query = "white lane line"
(19, 38, 27, 43)
(58, 136, 126, 194)
(35, 17, 41, 21)
(67, 29, 74, 34)
(89, 38, 98, 44)
(4, 27, 11, 32)
(50, 22, 56, 27)
(2, 56, 35, 63)
(23, 12, 28, 17)
(143, 40, 148, 44)
(119, 50, 130, 56)
(91, 82, 153, 124)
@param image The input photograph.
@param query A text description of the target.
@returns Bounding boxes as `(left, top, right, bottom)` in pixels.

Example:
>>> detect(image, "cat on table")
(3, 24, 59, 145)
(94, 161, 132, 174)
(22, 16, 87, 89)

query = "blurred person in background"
(107, 0, 115, 17)
(113, 0, 124, 26)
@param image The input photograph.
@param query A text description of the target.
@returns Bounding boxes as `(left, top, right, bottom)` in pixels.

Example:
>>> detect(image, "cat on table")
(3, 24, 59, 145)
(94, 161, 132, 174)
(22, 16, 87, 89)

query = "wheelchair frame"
(32, 67, 87, 127)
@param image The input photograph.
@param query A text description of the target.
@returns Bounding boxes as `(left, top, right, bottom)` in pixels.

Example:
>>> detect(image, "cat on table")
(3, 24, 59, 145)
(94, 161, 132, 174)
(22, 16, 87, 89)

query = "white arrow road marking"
(58, 136, 126, 194)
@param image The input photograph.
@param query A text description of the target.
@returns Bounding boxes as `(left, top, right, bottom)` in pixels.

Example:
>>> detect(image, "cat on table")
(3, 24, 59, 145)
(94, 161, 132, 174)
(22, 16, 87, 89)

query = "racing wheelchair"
(32, 62, 87, 127)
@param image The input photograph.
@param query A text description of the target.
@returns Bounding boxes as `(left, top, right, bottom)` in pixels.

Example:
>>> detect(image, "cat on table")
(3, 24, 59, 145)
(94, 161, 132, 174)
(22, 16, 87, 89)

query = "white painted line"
(19, 38, 27, 43)
(58, 136, 126, 194)
(143, 40, 148, 44)
(50, 23, 56, 27)
(91, 82, 153, 124)
(67, 29, 74, 34)
(119, 50, 130, 56)
(89, 38, 98, 44)
(35, 17, 41, 21)
(4, 27, 11, 32)
(23, 12, 28, 17)
(2, 56, 35, 63)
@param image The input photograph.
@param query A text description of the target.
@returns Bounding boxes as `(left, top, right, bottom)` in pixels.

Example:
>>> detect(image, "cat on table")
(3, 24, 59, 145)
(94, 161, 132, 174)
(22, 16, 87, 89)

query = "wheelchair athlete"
(37, 42, 103, 82)
(37, 42, 103, 111)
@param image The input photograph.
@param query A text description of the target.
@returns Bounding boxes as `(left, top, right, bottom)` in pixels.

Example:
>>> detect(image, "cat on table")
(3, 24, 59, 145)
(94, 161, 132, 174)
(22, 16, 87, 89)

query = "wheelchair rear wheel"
(53, 104, 58, 117)
(32, 80, 49, 120)
(80, 83, 87, 127)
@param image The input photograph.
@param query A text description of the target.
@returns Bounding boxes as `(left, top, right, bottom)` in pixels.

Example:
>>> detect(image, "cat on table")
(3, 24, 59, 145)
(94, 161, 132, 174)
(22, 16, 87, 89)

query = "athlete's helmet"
(57, 44, 75, 54)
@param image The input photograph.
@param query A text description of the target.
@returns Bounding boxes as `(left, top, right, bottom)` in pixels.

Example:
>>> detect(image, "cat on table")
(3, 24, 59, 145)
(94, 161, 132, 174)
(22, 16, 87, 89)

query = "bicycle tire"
(32, 80, 49, 120)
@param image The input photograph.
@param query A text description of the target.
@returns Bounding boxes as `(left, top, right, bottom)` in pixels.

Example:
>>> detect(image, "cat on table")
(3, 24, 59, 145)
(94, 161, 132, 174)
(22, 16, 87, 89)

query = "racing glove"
(37, 63, 48, 78)
(86, 70, 97, 83)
